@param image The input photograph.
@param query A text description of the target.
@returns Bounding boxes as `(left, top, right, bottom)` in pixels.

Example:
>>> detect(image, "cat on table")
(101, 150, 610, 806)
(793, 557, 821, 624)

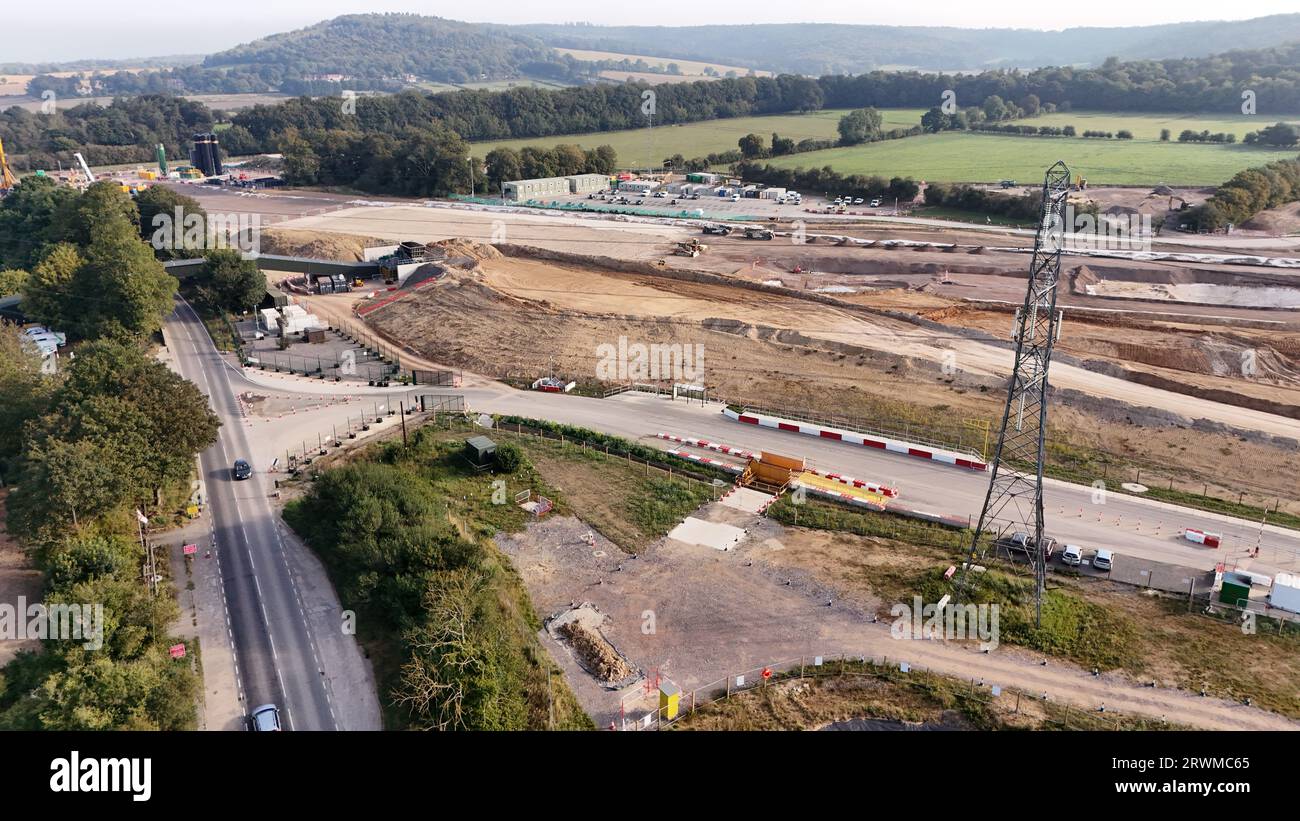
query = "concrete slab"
(720, 486, 775, 514)
(667, 517, 747, 551)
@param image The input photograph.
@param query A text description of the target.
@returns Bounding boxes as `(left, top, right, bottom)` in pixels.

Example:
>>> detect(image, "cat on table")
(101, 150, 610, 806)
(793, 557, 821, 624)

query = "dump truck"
(743, 227, 775, 240)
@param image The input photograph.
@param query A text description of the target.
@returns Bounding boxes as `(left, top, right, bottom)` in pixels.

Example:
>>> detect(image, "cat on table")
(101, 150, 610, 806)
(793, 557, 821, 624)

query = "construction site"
(145, 167, 1287, 727)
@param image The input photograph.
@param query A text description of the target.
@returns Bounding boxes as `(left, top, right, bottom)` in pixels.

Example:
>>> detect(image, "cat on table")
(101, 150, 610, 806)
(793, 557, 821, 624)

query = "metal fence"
(245, 349, 399, 384)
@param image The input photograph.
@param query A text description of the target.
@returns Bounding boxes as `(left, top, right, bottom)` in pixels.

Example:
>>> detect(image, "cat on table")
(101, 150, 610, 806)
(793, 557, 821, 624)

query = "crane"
(0, 137, 17, 195)
(74, 152, 96, 184)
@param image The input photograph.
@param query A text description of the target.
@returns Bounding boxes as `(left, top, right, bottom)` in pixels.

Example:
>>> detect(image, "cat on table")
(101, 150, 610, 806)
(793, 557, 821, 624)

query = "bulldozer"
(674, 238, 709, 258)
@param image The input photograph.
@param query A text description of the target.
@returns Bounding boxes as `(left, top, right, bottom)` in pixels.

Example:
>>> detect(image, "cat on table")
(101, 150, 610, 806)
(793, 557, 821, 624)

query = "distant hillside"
(203, 13, 567, 85)
(514, 15, 1300, 74)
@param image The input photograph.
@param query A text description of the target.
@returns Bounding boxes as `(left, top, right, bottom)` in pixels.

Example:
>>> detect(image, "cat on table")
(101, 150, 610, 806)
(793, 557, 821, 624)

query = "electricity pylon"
(954, 161, 1072, 627)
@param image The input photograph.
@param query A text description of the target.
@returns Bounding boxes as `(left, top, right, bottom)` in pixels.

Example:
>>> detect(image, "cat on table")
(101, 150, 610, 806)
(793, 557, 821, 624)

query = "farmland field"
(1005, 110, 1300, 141)
(554, 48, 771, 79)
(471, 108, 927, 167)
(760, 131, 1300, 185)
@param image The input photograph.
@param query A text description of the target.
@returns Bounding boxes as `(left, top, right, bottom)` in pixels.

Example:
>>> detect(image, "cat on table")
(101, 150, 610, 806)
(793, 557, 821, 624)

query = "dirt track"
(501, 515, 1297, 731)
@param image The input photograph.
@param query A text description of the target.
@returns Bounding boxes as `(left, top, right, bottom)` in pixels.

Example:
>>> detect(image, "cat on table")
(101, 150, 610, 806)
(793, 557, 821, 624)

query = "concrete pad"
(667, 517, 747, 551)
(720, 486, 775, 514)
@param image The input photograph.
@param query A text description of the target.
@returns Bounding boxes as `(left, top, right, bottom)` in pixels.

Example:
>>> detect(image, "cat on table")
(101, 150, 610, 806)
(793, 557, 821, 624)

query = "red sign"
(761, 667, 772, 680)
(169, 643, 186, 659)
(183, 544, 198, 556)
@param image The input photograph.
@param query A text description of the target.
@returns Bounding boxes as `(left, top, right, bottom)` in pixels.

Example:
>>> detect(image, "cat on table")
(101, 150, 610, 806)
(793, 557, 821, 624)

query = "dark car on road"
(232, 459, 252, 480)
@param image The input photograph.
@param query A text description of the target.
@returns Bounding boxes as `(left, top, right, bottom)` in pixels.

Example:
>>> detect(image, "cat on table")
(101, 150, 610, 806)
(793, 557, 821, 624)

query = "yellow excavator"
(0, 137, 17, 196)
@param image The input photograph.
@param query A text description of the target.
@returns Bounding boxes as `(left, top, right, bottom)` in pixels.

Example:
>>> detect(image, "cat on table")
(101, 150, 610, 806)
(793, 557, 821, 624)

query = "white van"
(1092, 549, 1114, 571)
(1061, 544, 1083, 566)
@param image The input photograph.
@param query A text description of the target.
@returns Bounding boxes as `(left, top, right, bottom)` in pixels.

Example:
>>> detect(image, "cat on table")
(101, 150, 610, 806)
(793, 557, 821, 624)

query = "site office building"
(503, 173, 611, 200)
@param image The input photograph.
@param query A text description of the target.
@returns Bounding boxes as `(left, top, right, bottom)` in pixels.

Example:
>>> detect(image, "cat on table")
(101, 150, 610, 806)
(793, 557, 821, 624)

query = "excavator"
(674, 238, 708, 257)
(0, 137, 17, 196)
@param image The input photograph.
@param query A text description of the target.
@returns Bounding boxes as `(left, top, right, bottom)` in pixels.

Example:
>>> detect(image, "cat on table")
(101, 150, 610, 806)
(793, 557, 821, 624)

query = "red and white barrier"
(656, 433, 755, 459)
(722, 408, 986, 471)
(803, 467, 899, 498)
(1183, 528, 1222, 548)
(666, 449, 744, 473)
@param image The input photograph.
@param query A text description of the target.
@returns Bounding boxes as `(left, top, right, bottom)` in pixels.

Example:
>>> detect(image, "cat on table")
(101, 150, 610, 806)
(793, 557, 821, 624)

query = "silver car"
(250, 704, 281, 731)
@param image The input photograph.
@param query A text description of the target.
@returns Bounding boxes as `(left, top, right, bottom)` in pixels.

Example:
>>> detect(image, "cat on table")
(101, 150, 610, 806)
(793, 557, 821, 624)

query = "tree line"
(1185, 156, 1300, 231)
(0, 178, 231, 729)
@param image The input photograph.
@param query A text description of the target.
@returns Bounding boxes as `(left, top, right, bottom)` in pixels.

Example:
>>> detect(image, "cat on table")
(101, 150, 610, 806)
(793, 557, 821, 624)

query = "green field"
(761, 131, 1300, 185)
(1006, 110, 1300, 141)
(471, 108, 927, 167)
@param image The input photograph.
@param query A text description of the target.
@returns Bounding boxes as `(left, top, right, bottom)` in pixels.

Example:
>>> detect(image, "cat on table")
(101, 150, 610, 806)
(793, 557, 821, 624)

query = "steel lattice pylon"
(954, 161, 1072, 627)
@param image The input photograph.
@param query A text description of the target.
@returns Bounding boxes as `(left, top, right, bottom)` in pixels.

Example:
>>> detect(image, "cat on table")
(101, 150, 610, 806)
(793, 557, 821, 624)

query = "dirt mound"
(427, 238, 502, 262)
(260, 228, 391, 262)
(1241, 201, 1300, 235)
(559, 621, 633, 683)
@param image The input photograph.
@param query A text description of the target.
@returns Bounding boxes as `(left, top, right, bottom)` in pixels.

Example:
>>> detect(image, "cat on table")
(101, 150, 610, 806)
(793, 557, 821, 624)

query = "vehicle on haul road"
(702, 224, 733, 236)
(743, 227, 775, 240)
(1092, 549, 1114, 571)
(1060, 544, 1084, 566)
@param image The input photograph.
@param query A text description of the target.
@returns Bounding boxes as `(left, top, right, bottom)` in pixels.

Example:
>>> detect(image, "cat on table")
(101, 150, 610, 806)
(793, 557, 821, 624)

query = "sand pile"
(260, 228, 391, 261)
(427, 238, 502, 262)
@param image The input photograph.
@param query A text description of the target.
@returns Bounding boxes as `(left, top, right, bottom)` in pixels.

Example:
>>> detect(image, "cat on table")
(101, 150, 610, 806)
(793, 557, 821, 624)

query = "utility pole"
(954, 161, 1071, 628)
(399, 400, 409, 448)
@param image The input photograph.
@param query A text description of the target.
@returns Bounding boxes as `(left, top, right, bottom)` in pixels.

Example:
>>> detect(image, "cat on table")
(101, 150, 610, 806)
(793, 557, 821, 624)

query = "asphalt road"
(234, 365, 1300, 577)
(166, 300, 338, 731)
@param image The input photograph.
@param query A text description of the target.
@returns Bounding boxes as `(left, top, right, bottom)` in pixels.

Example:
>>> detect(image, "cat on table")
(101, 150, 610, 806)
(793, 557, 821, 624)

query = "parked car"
(853, 197, 864, 204)
(232, 459, 252, 480)
(1060, 544, 1084, 566)
(1001, 531, 1057, 559)
(869, 198, 882, 207)
(1092, 549, 1114, 571)
(249, 704, 281, 731)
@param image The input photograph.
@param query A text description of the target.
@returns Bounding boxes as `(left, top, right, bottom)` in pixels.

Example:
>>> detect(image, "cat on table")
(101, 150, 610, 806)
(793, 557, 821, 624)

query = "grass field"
(470, 108, 927, 167)
(761, 131, 1300, 185)
(1007, 110, 1300, 141)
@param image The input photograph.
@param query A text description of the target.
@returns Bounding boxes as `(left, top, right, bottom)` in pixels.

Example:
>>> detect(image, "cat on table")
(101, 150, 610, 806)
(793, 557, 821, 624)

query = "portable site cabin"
(1270, 573, 1300, 613)
(567, 173, 609, 193)
(503, 176, 570, 201)
(617, 179, 657, 194)
(463, 436, 497, 469)
(280, 304, 323, 334)
(258, 308, 282, 333)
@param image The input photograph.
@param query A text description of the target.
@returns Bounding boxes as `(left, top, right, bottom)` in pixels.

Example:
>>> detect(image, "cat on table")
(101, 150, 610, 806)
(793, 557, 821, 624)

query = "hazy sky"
(8, 1, 1297, 63)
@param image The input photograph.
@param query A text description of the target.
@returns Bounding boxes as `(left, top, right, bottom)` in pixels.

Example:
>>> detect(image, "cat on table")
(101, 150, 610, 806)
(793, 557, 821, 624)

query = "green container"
(1219, 579, 1250, 606)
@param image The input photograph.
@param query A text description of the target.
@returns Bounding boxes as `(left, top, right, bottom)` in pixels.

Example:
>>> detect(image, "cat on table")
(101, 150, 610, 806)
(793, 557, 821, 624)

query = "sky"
(7, 1, 1298, 63)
